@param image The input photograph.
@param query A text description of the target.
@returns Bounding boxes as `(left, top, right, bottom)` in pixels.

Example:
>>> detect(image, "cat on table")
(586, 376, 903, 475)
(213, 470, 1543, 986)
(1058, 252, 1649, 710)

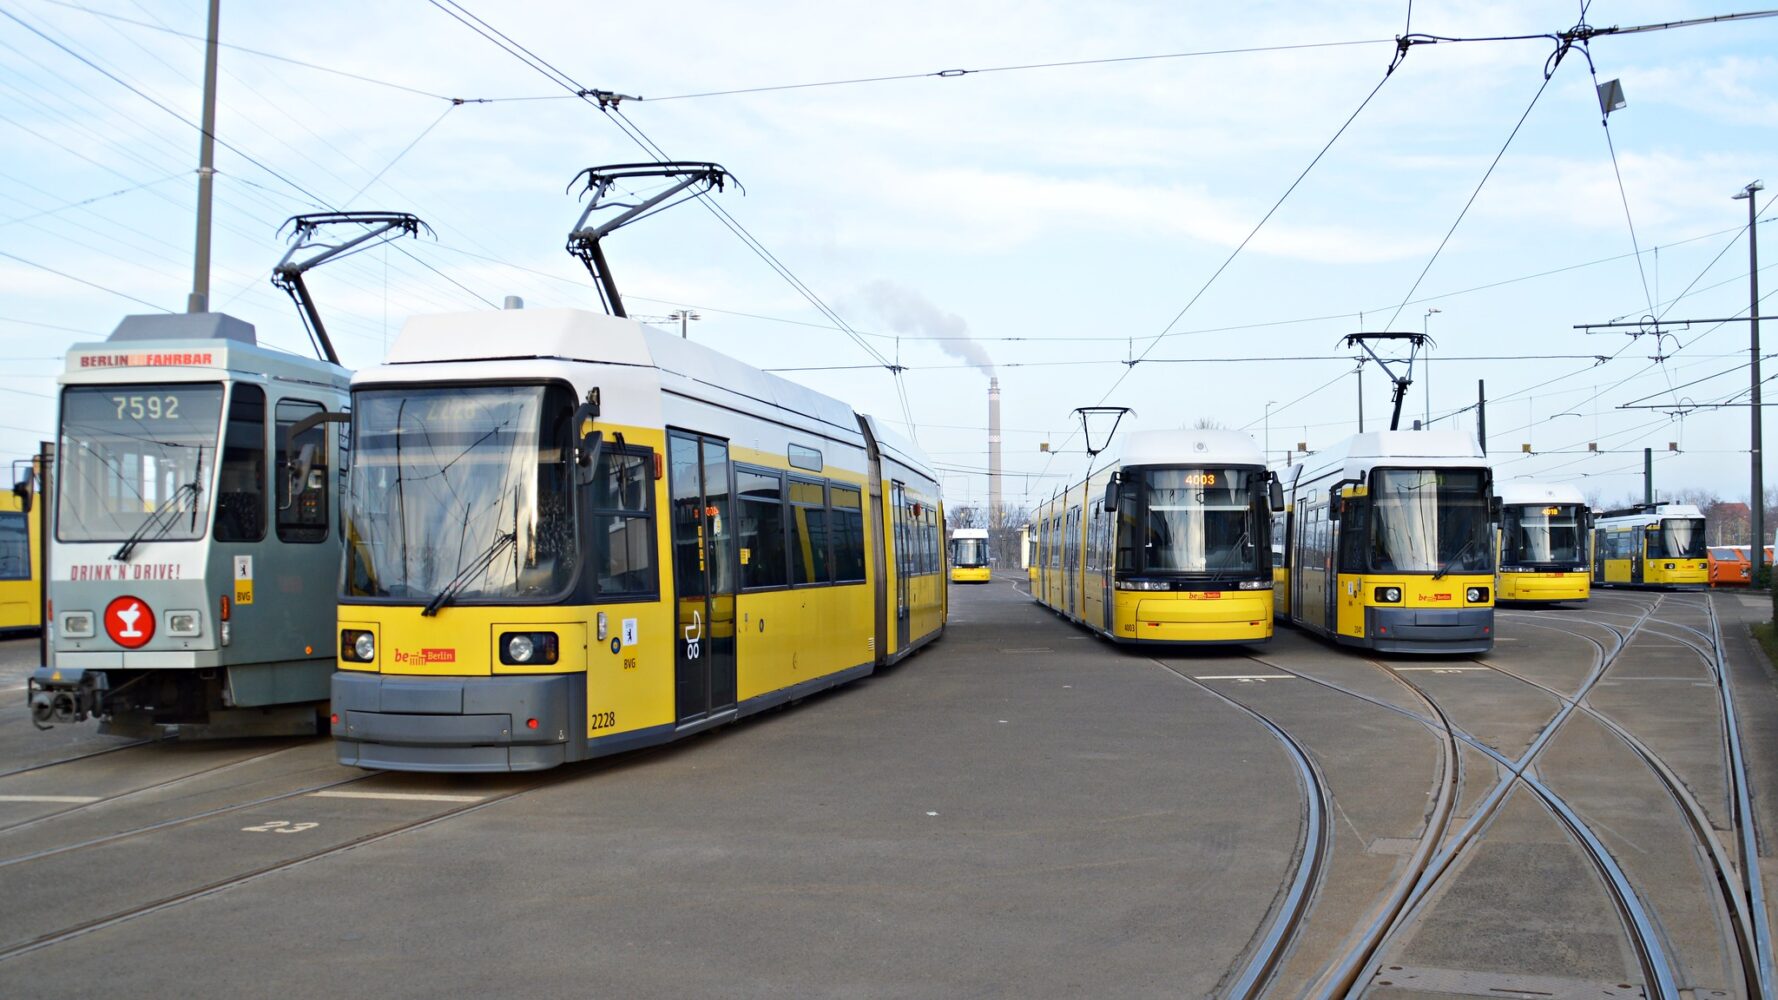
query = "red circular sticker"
(104, 595, 155, 649)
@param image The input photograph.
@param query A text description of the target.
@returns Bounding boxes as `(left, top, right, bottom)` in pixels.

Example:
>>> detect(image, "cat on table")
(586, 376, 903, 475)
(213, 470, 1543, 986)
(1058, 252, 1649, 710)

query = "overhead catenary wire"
(423, 0, 923, 437)
(3, 3, 501, 317)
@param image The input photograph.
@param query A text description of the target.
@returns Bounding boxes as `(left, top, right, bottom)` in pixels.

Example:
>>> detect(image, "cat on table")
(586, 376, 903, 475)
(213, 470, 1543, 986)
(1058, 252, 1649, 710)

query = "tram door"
(669, 432, 737, 724)
(892, 482, 911, 651)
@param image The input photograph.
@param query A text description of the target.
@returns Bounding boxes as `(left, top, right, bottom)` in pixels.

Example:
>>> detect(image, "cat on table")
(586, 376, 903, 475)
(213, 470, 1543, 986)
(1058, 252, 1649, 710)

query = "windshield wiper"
(1205, 525, 1254, 584)
(112, 481, 201, 562)
(1432, 535, 1478, 581)
(421, 530, 516, 616)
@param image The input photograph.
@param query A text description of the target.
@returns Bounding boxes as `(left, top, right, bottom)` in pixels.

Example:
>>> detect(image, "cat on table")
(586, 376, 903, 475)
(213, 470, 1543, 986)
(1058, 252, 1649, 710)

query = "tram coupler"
(27, 667, 108, 730)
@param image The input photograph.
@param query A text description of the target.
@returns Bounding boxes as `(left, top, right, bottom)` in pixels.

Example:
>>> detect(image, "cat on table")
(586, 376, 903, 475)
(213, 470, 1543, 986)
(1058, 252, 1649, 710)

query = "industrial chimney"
(988, 377, 1002, 533)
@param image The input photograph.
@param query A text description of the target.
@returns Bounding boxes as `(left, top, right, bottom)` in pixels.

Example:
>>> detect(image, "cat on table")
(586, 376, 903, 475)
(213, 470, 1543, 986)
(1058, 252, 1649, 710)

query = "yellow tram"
(1, 465, 42, 633)
(949, 528, 991, 583)
(1032, 429, 1282, 645)
(332, 308, 946, 772)
(1591, 502, 1708, 589)
(1494, 481, 1590, 603)
(1275, 431, 1496, 654)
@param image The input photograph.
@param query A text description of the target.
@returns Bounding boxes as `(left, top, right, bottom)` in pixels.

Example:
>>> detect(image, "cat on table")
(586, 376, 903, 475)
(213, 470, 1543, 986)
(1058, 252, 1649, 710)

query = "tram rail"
(1146, 656, 1331, 1000)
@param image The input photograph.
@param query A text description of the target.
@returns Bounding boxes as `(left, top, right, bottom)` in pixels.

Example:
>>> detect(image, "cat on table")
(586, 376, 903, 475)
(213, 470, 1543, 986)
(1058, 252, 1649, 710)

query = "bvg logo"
(1417, 592, 1452, 602)
(393, 648, 457, 664)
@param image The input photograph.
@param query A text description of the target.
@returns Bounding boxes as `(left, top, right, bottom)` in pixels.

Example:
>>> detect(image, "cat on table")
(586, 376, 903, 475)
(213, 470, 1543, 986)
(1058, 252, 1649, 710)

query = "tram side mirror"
(1103, 472, 1119, 513)
(1489, 496, 1503, 523)
(1328, 486, 1342, 521)
(571, 390, 603, 469)
(1268, 475, 1284, 513)
(11, 469, 33, 514)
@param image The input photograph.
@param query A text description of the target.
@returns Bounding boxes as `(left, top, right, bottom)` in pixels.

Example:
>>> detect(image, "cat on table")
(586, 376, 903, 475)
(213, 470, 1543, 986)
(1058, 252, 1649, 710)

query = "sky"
(1, 0, 1775, 517)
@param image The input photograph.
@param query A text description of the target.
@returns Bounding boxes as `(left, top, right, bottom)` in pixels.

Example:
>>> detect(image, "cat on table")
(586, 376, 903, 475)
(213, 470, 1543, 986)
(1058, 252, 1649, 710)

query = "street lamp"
(1733, 180, 1764, 581)
(1423, 308, 1441, 426)
(667, 309, 701, 339)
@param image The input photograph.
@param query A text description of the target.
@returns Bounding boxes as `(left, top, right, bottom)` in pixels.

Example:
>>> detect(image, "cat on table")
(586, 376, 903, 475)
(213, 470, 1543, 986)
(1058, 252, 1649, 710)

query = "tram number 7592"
(113, 394, 181, 420)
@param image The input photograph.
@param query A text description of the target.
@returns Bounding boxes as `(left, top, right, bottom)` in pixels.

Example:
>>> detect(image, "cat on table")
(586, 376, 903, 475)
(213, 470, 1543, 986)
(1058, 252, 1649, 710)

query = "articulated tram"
(1032, 429, 1281, 645)
(1494, 482, 1590, 603)
(1275, 431, 1495, 654)
(1592, 502, 1708, 589)
(949, 528, 991, 583)
(29, 313, 350, 734)
(332, 307, 945, 772)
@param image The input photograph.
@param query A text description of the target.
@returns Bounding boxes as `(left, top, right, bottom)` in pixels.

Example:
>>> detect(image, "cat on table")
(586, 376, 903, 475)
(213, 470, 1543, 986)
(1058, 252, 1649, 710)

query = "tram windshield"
(951, 537, 988, 567)
(1119, 467, 1262, 575)
(1654, 517, 1706, 559)
(56, 384, 221, 542)
(1501, 503, 1586, 566)
(344, 384, 577, 603)
(1366, 468, 1492, 574)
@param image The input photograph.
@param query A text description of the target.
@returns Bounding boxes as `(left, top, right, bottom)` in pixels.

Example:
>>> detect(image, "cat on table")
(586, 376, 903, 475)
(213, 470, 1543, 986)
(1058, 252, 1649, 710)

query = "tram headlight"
(165, 610, 201, 637)
(1466, 586, 1489, 603)
(1374, 586, 1402, 604)
(341, 629, 375, 663)
(1115, 580, 1172, 591)
(1237, 580, 1271, 590)
(1664, 562, 1676, 570)
(500, 631, 559, 666)
(60, 611, 95, 639)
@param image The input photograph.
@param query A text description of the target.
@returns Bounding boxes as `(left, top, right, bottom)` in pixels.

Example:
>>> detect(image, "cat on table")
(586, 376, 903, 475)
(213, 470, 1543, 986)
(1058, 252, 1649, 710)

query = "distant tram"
(332, 307, 946, 772)
(1494, 482, 1590, 603)
(1032, 429, 1281, 645)
(1, 465, 42, 633)
(29, 313, 349, 735)
(1592, 502, 1708, 589)
(1276, 431, 1496, 654)
(949, 528, 991, 583)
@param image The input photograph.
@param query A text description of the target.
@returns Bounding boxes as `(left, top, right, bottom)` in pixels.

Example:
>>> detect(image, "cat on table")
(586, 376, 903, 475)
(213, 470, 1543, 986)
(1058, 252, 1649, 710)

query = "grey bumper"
(331, 672, 583, 773)
(1363, 606, 1493, 654)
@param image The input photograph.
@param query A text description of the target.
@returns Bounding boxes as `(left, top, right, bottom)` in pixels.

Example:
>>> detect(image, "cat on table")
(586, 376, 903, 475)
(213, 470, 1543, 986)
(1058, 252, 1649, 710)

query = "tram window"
(789, 478, 832, 585)
(0, 511, 25, 580)
(736, 467, 787, 589)
(831, 486, 866, 582)
(1338, 500, 1368, 573)
(588, 449, 654, 596)
(214, 384, 267, 543)
(274, 400, 329, 544)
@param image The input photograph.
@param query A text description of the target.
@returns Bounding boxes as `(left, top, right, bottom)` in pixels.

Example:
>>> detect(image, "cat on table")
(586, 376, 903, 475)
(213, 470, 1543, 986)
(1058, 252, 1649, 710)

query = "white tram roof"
(1291, 430, 1485, 485)
(1495, 481, 1586, 506)
(1114, 429, 1265, 468)
(368, 307, 937, 480)
(950, 528, 990, 539)
(60, 312, 349, 390)
(1596, 502, 1704, 522)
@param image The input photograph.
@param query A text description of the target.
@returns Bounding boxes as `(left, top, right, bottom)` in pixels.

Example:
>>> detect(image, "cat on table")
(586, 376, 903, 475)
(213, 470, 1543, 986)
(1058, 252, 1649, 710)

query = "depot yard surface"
(0, 584, 1775, 999)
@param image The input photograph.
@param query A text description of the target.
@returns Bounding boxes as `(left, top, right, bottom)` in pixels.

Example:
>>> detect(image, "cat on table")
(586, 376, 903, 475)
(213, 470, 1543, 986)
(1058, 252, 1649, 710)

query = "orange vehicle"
(1707, 545, 1773, 587)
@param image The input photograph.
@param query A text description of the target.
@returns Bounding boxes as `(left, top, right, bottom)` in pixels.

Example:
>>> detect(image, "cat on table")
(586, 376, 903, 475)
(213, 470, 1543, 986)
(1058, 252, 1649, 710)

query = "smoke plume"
(851, 278, 994, 374)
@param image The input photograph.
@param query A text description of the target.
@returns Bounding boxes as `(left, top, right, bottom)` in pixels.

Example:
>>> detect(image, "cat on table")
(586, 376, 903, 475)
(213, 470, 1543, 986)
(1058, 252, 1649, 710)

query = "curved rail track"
(1147, 656, 1332, 1000)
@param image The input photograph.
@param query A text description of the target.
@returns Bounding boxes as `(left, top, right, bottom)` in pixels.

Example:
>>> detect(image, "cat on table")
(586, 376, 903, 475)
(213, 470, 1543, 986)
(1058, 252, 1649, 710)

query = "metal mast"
(186, 0, 220, 313)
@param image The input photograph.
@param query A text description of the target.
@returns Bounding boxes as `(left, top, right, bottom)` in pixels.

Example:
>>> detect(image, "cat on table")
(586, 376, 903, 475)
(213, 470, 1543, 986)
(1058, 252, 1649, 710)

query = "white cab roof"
(1496, 481, 1585, 506)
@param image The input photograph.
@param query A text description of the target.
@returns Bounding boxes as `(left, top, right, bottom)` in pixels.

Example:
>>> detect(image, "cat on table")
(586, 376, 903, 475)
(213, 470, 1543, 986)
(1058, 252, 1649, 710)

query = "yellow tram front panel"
(1497, 570, 1589, 603)
(341, 601, 677, 742)
(1333, 573, 1494, 642)
(950, 565, 991, 584)
(1643, 558, 1708, 588)
(1112, 588, 1273, 644)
